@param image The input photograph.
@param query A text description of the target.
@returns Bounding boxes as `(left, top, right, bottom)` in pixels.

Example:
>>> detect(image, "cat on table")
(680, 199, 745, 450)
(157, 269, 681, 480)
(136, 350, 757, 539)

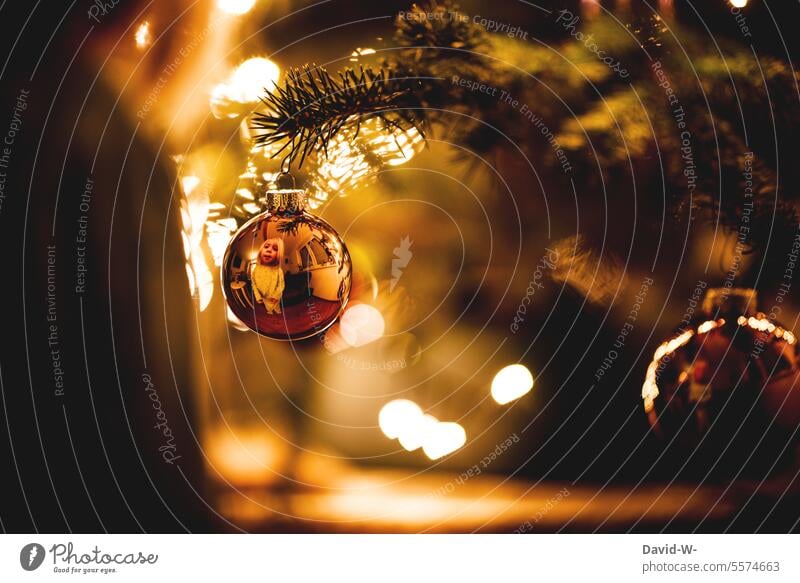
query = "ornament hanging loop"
(276, 171, 296, 189)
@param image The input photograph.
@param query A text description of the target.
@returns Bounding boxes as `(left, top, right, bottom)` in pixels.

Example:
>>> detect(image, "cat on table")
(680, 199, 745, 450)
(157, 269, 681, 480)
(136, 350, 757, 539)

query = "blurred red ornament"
(642, 288, 800, 475)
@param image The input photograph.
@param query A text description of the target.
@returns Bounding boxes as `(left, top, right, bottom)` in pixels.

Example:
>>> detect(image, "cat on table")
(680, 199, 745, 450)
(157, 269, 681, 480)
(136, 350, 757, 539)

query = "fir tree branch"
(251, 65, 425, 167)
(251, 1, 491, 168)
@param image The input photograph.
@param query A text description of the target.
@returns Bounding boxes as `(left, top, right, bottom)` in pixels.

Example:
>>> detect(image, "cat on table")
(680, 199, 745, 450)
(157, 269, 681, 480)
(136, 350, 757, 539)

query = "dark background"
(2, 0, 800, 533)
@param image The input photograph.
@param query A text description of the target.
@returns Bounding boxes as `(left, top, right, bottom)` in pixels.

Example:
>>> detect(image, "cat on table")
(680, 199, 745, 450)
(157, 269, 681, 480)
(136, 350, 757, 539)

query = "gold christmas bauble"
(221, 188, 352, 340)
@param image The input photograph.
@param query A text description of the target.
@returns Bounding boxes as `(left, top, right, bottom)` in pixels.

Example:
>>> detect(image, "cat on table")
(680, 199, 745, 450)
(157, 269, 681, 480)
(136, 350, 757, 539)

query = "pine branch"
(394, 0, 488, 59)
(251, 65, 425, 167)
(251, 1, 492, 168)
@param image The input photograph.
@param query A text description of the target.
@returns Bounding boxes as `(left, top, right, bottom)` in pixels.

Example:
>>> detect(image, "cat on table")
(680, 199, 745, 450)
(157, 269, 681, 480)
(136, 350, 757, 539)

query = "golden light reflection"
(379, 400, 423, 440)
(227, 306, 251, 332)
(340, 304, 385, 347)
(729, 0, 748, 7)
(491, 364, 534, 405)
(134, 21, 151, 49)
(216, 0, 256, 15)
(422, 422, 466, 460)
(350, 47, 377, 62)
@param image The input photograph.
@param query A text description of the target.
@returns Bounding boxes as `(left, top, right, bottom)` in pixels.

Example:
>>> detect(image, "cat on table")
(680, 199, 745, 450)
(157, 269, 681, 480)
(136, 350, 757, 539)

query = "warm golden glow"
(209, 57, 280, 118)
(491, 364, 534, 405)
(729, 0, 748, 7)
(217, 0, 256, 15)
(134, 21, 151, 49)
(422, 422, 466, 460)
(378, 399, 423, 440)
(340, 304, 385, 347)
(229, 57, 280, 103)
(209, 84, 240, 120)
(181, 175, 201, 196)
(206, 425, 287, 487)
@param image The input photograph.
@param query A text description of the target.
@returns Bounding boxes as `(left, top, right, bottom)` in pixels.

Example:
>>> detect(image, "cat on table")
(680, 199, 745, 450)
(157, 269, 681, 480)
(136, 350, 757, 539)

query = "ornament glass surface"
(221, 189, 351, 340)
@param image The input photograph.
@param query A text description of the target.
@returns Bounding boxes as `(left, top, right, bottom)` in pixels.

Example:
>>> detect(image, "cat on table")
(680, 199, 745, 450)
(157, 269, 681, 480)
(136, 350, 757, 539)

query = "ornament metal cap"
(265, 188, 307, 213)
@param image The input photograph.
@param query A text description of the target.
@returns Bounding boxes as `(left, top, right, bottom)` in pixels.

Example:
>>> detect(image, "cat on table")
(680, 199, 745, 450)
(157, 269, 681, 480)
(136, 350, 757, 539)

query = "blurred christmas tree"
(231, 0, 800, 291)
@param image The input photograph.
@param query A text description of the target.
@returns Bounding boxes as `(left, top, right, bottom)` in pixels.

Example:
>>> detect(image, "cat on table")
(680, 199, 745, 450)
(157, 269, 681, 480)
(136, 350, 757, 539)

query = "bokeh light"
(210, 57, 280, 118)
(422, 422, 466, 460)
(398, 413, 438, 452)
(491, 364, 534, 405)
(230, 57, 280, 102)
(134, 21, 151, 49)
(378, 399, 422, 439)
(340, 304, 385, 347)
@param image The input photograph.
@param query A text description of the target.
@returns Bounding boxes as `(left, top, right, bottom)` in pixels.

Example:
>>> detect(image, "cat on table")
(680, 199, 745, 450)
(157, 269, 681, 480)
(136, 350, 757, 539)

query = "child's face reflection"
(259, 240, 280, 266)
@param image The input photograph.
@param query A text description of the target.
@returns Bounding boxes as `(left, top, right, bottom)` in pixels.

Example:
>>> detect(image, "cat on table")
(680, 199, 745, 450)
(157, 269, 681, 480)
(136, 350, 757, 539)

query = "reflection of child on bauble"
(251, 238, 285, 314)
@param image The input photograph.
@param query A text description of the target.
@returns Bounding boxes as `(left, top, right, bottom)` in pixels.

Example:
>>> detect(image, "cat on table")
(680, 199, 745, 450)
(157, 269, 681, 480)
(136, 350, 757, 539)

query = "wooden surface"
(208, 466, 800, 533)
